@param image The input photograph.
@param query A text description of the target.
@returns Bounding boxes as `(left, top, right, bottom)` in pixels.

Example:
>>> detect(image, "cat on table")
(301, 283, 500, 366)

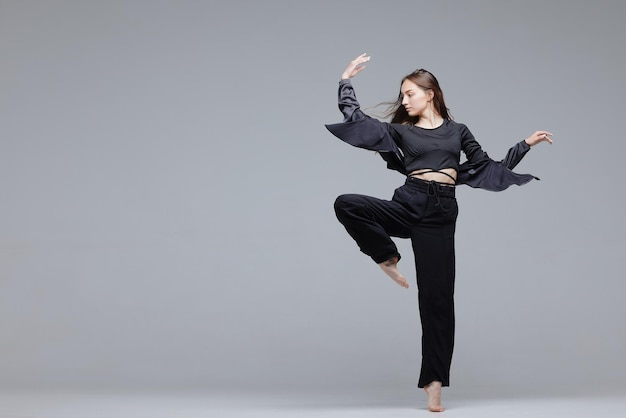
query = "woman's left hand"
(525, 131, 553, 147)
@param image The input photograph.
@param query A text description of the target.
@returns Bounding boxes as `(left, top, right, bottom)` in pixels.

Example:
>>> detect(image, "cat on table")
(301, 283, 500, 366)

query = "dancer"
(326, 54, 552, 412)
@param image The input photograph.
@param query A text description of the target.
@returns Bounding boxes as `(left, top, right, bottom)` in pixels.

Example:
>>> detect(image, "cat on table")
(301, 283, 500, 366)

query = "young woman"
(326, 54, 552, 412)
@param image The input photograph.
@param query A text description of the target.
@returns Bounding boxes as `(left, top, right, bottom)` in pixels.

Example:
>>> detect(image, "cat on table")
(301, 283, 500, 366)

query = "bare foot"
(424, 381, 444, 412)
(378, 257, 409, 288)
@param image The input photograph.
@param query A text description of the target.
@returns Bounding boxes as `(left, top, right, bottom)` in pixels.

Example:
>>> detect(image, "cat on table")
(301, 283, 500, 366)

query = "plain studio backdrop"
(1, 0, 625, 400)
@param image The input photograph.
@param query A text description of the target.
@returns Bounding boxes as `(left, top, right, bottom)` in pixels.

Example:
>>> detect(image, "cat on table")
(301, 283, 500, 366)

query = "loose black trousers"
(334, 177, 458, 388)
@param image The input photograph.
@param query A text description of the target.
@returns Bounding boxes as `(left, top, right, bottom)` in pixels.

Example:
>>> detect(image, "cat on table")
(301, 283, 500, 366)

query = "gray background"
(1, 0, 625, 399)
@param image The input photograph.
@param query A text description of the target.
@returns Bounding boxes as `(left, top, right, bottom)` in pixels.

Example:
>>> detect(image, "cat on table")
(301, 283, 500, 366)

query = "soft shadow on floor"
(242, 383, 623, 411)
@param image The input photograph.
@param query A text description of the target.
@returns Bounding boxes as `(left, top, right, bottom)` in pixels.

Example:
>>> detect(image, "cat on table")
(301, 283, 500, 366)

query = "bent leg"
(334, 194, 412, 263)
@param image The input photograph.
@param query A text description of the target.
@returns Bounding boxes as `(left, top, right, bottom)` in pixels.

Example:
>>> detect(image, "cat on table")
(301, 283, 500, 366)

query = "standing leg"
(412, 219, 456, 389)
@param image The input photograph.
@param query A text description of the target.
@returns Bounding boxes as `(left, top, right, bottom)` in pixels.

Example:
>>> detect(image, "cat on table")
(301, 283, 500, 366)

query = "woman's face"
(400, 79, 433, 117)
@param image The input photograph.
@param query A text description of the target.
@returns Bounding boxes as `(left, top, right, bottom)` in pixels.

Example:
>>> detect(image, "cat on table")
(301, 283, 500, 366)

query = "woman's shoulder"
(389, 122, 411, 129)
(444, 119, 472, 135)
(445, 119, 465, 128)
(387, 122, 415, 134)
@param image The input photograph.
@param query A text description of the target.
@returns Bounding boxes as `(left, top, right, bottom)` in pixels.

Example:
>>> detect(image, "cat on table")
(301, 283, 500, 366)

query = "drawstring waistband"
(427, 180, 450, 212)
(405, 177, 455, 212)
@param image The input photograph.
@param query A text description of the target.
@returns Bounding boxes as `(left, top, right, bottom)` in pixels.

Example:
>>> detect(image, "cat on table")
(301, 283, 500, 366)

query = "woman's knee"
(334, 194, 364, 224)
(334, 194, 357, 213)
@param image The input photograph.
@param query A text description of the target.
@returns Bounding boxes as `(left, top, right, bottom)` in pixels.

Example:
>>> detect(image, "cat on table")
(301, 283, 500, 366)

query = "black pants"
(334, 177, 459, 388)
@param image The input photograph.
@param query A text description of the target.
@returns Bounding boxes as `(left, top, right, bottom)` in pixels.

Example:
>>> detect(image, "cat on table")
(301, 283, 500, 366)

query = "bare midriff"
(408, 168, 457, 185)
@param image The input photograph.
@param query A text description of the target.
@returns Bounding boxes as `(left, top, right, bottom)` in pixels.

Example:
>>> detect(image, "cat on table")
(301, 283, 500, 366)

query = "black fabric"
(325, 79, 539, 191)
(391, 120, 487, 174)
(334, 177, 457, 387)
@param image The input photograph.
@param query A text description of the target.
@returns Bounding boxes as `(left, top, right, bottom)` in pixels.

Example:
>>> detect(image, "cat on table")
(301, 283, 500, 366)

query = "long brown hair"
(385, 69, 451, 124)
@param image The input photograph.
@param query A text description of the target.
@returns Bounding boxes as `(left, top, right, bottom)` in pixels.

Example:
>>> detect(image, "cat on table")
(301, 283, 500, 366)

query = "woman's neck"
(416, 107, 443, 129)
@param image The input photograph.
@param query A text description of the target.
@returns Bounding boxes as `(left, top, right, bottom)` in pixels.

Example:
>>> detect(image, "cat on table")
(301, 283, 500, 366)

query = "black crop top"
(325, 79, 539, 191)
(387, 120, 486, 174)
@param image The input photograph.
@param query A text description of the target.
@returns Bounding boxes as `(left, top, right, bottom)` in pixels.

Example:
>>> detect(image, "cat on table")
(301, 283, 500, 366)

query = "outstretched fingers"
(341, 53, 371, 80)
(526, 130, 554, 146)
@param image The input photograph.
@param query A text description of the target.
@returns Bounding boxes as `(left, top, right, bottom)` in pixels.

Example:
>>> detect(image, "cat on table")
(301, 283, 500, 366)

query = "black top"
(388, 120, 486, 174)
(325, 79, 539, 192)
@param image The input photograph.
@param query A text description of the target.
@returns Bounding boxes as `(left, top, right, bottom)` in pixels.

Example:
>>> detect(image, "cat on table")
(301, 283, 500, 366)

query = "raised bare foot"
(423, 381, 444, 412)
(378, 257, 409, 288)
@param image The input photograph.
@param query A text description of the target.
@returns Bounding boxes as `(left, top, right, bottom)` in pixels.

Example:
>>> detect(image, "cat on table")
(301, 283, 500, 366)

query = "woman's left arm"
(458, 126, 550, 191)
(525, 131, 554, 146)
(501, 131, 553, 170)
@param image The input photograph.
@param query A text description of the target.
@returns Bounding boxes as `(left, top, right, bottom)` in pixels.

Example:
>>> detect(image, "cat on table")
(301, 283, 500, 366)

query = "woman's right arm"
(337, 53, 370, 122)
(326, 54, 403, 156)
(336, 78, 365, 122)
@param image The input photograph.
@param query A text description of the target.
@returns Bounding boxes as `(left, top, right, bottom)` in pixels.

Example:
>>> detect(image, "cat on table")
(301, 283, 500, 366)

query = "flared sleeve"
(500, 139, 532, 170)
(457, 126, 539, 191)
(325, 79, 407, 174)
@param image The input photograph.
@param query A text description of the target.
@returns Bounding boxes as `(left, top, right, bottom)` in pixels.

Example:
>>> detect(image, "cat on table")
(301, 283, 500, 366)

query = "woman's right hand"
(341, 53, 370, 80)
